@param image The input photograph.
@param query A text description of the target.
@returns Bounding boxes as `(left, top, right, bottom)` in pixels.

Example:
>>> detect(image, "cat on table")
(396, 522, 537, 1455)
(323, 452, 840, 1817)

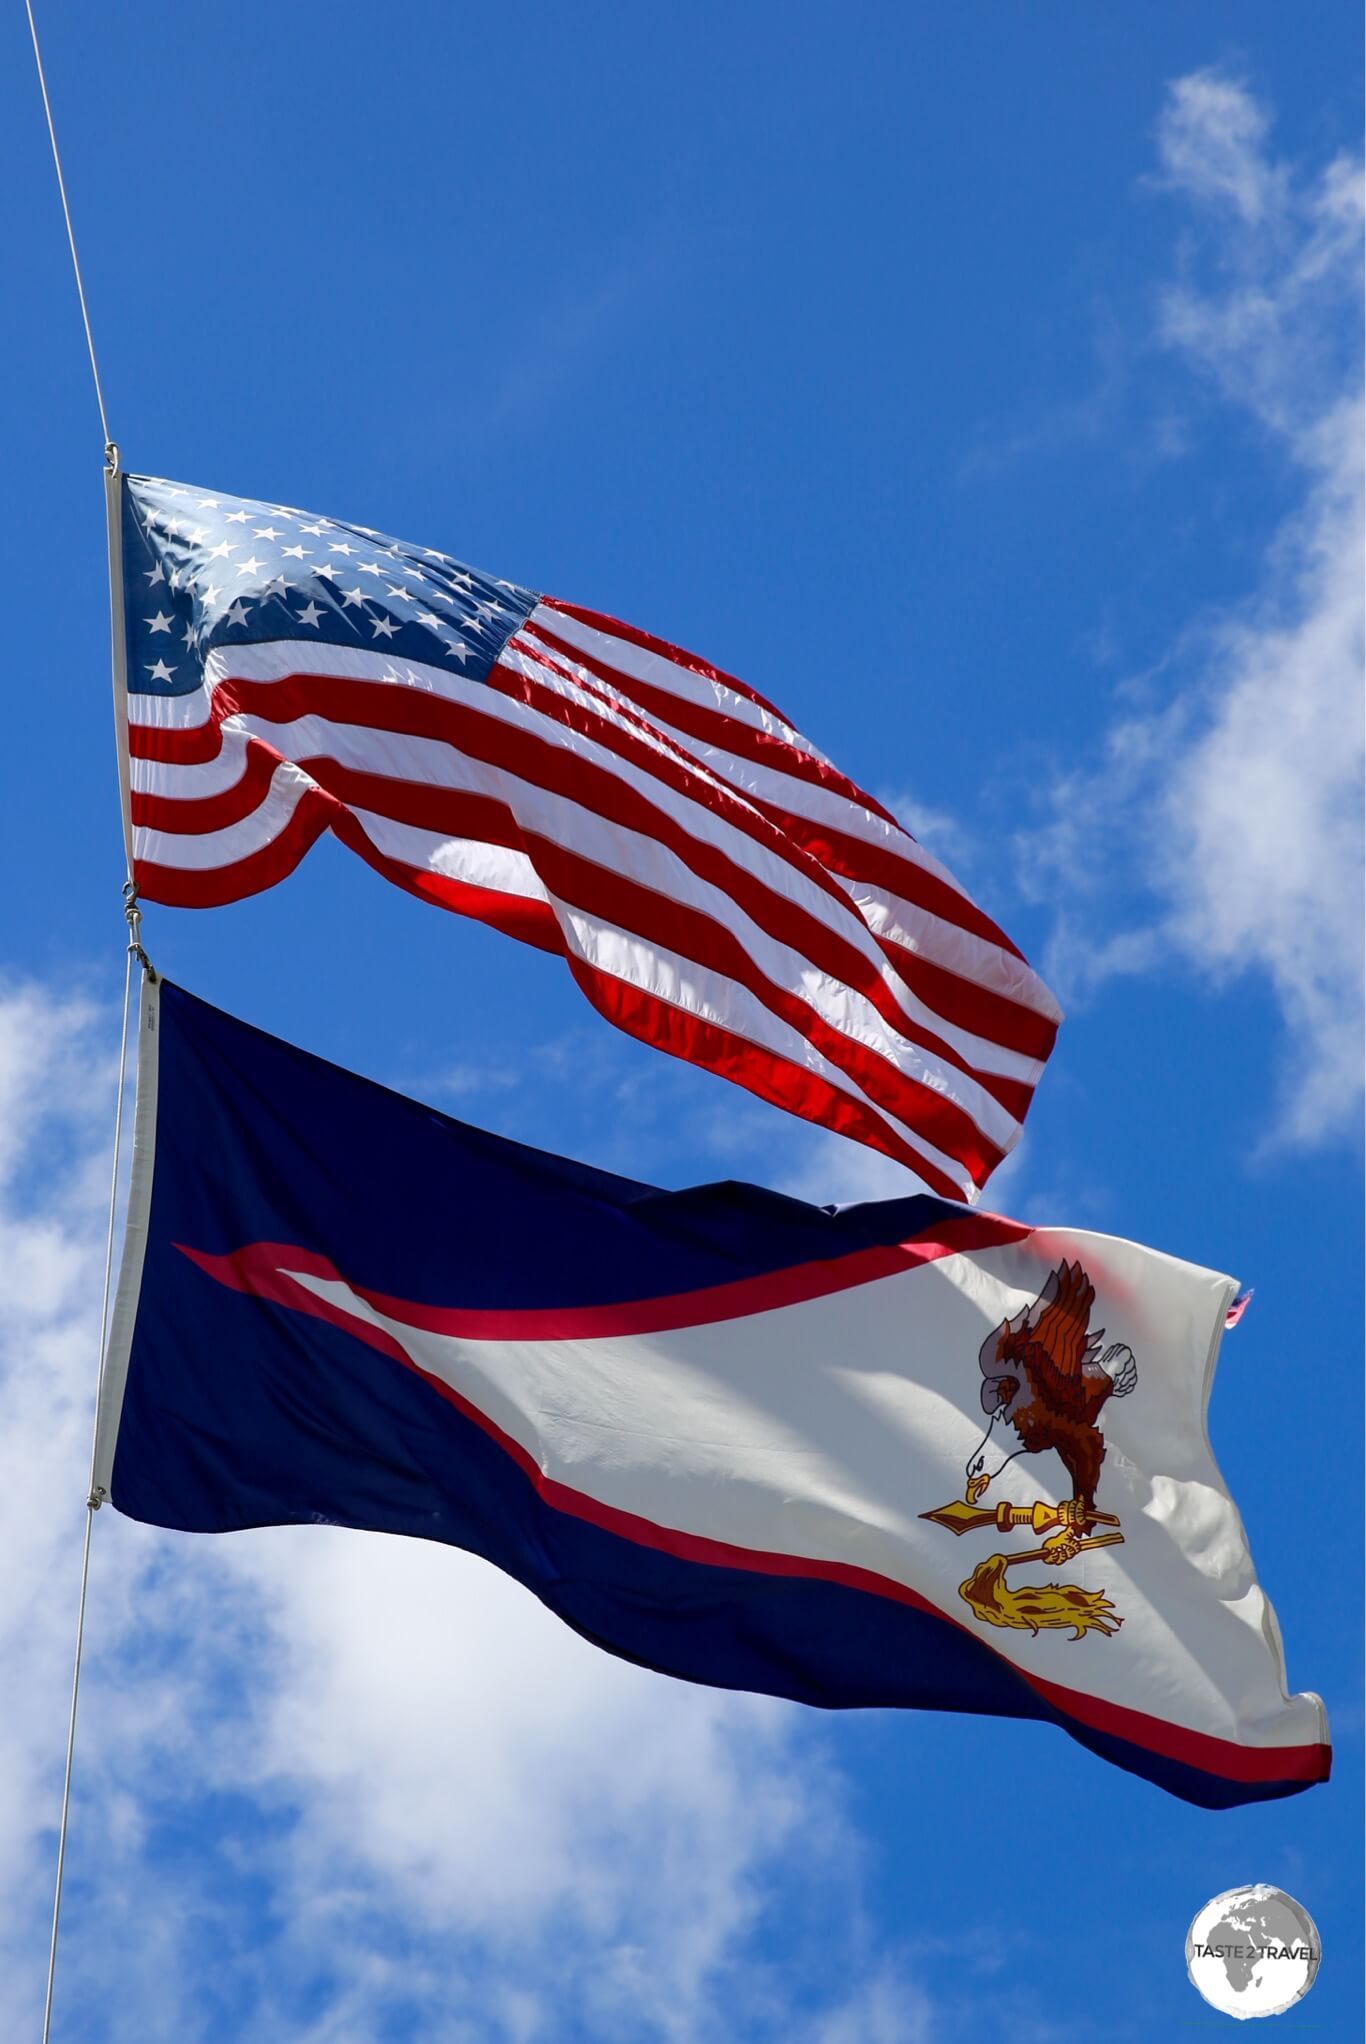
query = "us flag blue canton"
(123, 475, 537, 701)
(119, 471, 1063, 1202)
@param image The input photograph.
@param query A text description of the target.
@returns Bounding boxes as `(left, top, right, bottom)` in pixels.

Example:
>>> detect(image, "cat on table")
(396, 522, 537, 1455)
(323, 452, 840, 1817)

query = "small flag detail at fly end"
(1225, 1290, 1254, 1328)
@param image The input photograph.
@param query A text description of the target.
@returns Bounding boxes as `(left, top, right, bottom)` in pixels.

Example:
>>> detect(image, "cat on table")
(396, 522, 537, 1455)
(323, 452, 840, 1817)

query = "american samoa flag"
(94, 981, 1329, 1808)
(116, 472, 1061, 1202)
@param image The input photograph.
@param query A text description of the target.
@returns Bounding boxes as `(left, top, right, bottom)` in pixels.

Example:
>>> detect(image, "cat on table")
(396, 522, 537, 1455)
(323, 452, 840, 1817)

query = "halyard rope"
(40, 910, 145, 2044)
(24, 0, 115, 455)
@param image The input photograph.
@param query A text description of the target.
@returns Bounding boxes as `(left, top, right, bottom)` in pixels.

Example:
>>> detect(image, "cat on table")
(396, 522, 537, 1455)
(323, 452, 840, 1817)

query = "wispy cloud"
(958, 311, 1133, 478)
(1153, 70, 1362, 436)
(1020, 71, 1364, 1151)
(876, 784, 980, 884)
(472, 217, 703, 449)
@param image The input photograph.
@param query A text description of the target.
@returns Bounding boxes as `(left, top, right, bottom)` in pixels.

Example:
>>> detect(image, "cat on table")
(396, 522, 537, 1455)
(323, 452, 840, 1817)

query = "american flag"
(118, 472, 1061, 1201)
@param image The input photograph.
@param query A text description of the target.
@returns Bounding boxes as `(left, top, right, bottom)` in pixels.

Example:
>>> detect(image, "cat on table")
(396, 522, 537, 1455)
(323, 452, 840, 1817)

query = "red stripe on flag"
(745, 794, 1030, 963)
(181, 1216, 1031, 1341)
(560, 953, 974, 1193)
(129, 617, 1059, 1192)
(521, 616, 1049, 1002)
(540, 597, 805, 733)
(522, 614, 900, 827)
(134, 782, 338, 907)
(136, 787, 983, 1187)
(875, 936, 1060, 1066)
(131, 675, 1035, 1133)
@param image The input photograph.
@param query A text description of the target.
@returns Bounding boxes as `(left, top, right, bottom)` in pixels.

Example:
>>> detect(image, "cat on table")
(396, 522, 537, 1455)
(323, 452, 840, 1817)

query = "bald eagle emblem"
(922, 1261, 1138, 1641)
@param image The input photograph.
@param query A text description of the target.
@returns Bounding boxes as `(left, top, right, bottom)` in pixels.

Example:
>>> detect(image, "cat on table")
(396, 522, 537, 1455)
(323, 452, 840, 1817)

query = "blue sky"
(2, 5, 1360, 2040)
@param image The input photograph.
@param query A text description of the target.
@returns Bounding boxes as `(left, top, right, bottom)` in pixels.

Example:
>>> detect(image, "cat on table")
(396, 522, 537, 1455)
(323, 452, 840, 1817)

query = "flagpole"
(42, 439, 145, 2017)
(104, 455, 136, 885)
(41, 445, 145, 2021)
(41, 452, 146, 2033)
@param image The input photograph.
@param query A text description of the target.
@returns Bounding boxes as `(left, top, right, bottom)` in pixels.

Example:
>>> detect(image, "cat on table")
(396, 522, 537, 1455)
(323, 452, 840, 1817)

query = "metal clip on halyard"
(123, 880, 153, 983)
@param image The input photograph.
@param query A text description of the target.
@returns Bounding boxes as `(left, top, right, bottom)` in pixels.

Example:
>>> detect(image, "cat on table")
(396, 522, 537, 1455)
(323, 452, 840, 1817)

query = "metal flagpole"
(24, 4, 140, 2036)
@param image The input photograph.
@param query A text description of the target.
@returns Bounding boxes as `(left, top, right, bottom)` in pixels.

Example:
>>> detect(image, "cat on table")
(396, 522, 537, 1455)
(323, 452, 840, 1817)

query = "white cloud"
(1152, 70, 1283, 226)
(1022, 72, 1364, 1151)
(806, 1965, 935, 2044)
(875, 787, 979, 885)
(1155, 72, 1362, 437)
(0, 979, 126, 2009)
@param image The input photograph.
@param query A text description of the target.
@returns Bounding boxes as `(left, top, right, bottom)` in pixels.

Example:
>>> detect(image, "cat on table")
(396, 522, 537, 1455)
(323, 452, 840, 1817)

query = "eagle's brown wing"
(1027, 1260, 1095, 1379)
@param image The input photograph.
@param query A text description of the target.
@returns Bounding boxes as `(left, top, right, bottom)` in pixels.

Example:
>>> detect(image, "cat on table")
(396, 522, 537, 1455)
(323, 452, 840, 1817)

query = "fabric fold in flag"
(116, 472, 1061, 1199)
(95, 979, 1327, 1808)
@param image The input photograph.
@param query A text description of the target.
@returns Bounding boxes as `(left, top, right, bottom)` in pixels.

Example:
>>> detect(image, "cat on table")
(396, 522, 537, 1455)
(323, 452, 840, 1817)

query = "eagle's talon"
(1042, 1529, 1081, 1566)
